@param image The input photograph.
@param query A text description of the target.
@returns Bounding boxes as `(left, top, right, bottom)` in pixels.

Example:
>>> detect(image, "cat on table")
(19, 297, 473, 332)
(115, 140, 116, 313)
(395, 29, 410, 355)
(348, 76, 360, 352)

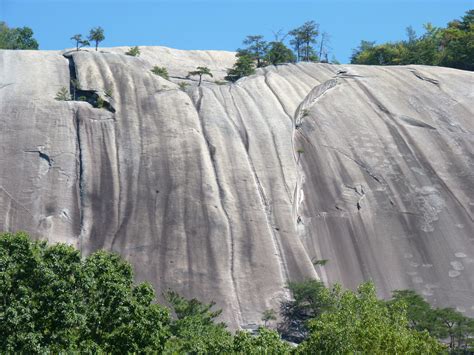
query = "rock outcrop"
(0, 46, 473, 327)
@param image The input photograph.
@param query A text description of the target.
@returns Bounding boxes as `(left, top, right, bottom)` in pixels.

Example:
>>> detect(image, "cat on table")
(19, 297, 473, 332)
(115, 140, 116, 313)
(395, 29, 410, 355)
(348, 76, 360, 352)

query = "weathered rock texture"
(0, 46, 473, 327)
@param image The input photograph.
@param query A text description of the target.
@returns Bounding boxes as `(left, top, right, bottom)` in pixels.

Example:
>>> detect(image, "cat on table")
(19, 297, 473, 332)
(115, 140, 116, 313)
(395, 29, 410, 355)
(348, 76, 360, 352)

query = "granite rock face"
(0, 47, 473, 327)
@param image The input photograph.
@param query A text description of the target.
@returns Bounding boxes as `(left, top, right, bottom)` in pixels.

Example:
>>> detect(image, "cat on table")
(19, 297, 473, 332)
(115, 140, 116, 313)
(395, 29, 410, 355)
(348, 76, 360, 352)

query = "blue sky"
(1, 0, 472, 63)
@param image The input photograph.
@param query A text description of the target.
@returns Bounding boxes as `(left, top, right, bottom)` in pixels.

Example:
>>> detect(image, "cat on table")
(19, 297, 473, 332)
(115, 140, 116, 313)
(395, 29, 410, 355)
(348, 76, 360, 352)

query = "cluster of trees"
(3, 232, 473, 353)
(70, 27, 105, 52)
(226, 21, 334, 82)
(280, 279, 474, 353)
(351, 9, 474, 71)
(0, 22, 38, 49)
(0, 232, 288, 353)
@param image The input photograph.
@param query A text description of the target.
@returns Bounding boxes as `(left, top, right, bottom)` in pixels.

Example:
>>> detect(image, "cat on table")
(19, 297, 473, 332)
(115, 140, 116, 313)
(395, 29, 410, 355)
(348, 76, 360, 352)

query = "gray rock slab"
(1, 47, 473, 327)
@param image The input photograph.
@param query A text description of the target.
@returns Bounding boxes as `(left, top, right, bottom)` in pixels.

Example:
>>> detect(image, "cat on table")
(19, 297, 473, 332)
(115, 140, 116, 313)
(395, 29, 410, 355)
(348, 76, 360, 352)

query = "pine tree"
(88, 26, 105, 51)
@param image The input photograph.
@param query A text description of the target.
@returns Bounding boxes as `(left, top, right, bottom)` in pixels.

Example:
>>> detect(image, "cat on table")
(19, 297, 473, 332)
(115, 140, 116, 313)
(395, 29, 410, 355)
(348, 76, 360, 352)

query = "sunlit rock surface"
(0, 46, 473, 327)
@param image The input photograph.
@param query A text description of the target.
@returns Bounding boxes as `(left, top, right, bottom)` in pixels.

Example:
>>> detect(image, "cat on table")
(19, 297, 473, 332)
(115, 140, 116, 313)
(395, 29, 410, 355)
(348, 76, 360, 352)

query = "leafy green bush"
(178, 82, 189, 91)
(151, 66, 169, 80)
(125, 46, 140, 57)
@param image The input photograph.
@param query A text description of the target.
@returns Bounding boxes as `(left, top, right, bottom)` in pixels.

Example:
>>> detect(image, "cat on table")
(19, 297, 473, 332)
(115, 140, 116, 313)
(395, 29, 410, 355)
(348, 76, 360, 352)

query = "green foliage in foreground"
(296, 283, 444, 354)
(0, 21, 39, 50)
(0, 232, 170, 352)
(0, 232, 284, 353)
(351, 9, 474, 71)
(0, 232, 448, 353)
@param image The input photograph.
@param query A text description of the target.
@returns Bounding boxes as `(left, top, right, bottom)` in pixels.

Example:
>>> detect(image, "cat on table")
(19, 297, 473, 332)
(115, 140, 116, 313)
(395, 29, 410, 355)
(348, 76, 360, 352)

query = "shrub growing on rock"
(55, 87, 70, 101)
(151, 66, 169, 80)
(125, 46, 140, 57)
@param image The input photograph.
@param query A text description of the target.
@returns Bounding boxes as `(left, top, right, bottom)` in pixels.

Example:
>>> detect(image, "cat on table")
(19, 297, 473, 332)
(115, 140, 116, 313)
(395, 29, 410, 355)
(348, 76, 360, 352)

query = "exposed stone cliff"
(0, 47, 473, 327)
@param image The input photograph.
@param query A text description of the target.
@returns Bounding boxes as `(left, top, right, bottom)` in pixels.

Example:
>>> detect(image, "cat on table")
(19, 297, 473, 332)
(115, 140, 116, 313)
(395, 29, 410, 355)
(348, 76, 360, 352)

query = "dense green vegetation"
(0, 22, 38, 49)
(351, 9, 473, 71)
(3, 232, 469, 353)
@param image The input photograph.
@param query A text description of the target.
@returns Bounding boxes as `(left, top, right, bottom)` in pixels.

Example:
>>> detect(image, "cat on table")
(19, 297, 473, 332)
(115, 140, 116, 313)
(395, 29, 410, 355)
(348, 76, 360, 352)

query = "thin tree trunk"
(198, 75, 202, 86)
(319, 37, 324, 60)
(95, 42, 98, 51)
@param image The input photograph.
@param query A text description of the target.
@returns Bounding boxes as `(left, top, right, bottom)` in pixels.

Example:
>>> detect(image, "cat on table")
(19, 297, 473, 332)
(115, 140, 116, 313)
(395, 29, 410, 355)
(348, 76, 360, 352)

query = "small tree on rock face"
(187, 66, 213, 86)
(225, 54, 256, 82)
(70, 34, 89, 51)
(88, 26, 105, 51)
(55, 87, 70, 101)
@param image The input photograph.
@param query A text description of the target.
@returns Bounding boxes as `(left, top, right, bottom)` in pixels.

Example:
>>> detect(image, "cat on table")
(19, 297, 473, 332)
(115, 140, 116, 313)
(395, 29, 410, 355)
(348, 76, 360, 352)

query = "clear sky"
(1, 0, 472, 63)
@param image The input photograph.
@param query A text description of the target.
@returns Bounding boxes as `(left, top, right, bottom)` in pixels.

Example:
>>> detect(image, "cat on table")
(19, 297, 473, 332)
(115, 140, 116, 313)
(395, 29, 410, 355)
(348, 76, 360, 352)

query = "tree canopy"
(296, 283, 444, 354)
(3, 232, 468, 353)
(0, 22, 39, 50)
(351, 9, 474, 71)
(0, 232, 287, 353)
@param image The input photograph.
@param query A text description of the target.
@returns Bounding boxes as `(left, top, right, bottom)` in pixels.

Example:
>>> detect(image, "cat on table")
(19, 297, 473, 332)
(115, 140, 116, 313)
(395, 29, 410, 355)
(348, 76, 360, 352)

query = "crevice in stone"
(63, 53, 116, 113)
(74, 108, 85, 251)
(320, 144, 383, 184)
(409, 69, 440, 87)
(0, 83, 13, 90)
(25, 150, 53, 168)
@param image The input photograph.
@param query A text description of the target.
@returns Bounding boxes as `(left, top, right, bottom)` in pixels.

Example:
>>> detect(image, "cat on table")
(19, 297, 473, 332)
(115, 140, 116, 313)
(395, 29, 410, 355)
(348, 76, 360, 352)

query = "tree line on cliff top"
(1, 9, 472, 83)
(2, 232, 474, 353)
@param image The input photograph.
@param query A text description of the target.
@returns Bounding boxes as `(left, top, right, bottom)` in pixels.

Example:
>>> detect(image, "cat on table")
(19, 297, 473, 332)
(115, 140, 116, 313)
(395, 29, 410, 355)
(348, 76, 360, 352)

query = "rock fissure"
(25, 150, 53, 168)
(63, 54, 116, 113)
(410, 69, 440, 86)
(74, 108, 85, 250)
